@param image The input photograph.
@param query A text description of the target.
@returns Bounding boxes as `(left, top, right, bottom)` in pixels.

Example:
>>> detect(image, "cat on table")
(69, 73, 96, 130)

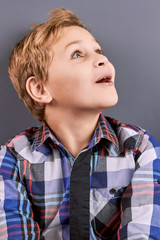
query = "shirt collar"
(91, 113, 119, 156)
(31, 113, 119, 156)
(31, 121, 60, 152)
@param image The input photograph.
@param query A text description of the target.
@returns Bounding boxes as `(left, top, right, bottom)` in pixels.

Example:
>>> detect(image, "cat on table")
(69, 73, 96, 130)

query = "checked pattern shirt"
(0, 113, 160, 239)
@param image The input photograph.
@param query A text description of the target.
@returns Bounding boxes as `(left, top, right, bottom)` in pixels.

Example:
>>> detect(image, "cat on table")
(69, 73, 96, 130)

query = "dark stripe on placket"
(70, 150, 91, 240)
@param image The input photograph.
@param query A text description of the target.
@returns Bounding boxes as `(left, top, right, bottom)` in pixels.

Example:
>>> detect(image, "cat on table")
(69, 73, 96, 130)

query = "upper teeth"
(99, 77, 108, 82)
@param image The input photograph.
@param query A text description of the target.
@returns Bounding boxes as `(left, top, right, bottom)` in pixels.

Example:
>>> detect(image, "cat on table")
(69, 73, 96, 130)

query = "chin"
(103, 93, 119, 109)
(112, 95, 119, 106)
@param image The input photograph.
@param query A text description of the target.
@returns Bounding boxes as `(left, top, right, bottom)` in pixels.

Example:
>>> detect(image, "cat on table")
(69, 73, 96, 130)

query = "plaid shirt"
(0, 113, 160, 240)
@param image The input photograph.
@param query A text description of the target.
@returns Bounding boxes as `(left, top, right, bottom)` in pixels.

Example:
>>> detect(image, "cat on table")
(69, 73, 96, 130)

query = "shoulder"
(105, 115, 145, 139)
(0, 126, 41, 179)
(3, 126, 42, 157)
(105, 115, 159, 153)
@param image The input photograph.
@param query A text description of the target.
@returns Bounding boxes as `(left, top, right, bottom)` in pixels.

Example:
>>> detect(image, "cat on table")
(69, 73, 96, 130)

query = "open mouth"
(96, 75, 112, 84)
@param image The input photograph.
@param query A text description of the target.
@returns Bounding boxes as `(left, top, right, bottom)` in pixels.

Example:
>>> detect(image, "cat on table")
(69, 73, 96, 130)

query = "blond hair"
(8, 8, 86, 121)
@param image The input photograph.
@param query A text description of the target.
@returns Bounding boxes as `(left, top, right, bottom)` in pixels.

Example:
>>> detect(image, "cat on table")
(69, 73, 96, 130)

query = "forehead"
(54, 26, 98, 47)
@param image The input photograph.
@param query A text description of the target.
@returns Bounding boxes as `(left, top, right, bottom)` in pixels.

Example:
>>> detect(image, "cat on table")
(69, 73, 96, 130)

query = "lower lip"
(96, 81, 114, 86)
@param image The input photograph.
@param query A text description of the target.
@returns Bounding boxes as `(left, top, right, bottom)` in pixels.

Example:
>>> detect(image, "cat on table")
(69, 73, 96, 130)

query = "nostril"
(98, 62, 104, 66)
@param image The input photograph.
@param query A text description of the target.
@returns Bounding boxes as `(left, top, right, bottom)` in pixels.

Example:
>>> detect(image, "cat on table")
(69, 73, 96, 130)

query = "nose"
(93, 54, 109, 68)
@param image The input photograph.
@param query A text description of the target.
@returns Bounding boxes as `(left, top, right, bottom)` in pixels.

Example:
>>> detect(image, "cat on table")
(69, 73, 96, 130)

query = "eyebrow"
(65, 38, 100, 49)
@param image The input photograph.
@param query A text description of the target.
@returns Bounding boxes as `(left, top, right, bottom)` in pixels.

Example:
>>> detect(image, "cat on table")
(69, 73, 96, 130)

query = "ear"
(26, 77, 52, 103)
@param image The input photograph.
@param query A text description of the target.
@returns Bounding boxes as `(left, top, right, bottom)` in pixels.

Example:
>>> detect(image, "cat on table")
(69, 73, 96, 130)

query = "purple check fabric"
(0, 113, 160, 239)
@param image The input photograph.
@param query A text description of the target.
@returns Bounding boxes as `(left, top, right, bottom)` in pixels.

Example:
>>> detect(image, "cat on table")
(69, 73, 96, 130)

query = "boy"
(0, 8, 160, 240)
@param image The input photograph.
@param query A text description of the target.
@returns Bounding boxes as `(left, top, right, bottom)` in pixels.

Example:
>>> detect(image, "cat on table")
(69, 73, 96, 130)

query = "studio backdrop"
(0, 0, 160, 144)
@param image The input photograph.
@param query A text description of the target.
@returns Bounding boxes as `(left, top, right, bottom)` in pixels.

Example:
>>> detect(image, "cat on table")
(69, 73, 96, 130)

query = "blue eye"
(72, 51, 82, 58)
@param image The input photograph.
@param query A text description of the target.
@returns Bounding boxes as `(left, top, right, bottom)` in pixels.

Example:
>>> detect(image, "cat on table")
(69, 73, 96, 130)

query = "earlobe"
(26, 77, 52, 103)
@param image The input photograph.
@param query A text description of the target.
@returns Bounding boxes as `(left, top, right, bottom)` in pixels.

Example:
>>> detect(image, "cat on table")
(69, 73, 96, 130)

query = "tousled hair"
(8, 8, 86, 121)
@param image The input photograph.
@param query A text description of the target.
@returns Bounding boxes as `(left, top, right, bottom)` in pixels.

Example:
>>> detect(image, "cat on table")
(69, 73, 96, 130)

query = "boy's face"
(45, 26, 118, 113)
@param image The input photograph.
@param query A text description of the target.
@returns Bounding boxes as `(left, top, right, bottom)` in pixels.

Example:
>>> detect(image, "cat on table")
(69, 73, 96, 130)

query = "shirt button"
(118, 187, 125, 194)
(157, 179, 160, 184)
(109, 188, 116, 195)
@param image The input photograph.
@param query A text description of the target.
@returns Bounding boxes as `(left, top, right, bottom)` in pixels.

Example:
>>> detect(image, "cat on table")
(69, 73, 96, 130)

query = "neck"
(45, 108, 100, 158)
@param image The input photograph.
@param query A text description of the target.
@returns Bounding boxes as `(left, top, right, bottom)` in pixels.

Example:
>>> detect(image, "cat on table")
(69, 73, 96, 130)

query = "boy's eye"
(96, 49, 103, 54)
(72, 50, 83, 58)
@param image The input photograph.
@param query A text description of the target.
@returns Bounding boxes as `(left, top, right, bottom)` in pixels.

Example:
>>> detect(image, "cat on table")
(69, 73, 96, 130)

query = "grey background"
(0, 0, 160, 144)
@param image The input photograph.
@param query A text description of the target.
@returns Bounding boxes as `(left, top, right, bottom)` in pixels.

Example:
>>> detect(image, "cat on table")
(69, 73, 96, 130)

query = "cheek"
(48, 62, 91, 97)
(50, 76, 79, 101)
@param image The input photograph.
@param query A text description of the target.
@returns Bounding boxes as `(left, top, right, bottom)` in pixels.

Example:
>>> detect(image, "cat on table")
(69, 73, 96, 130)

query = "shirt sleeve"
(0, 145, 40, 239)
(117, 131, 160, 240)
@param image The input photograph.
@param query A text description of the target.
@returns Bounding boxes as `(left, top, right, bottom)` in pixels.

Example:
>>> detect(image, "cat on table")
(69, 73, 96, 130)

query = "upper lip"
(95, 73, 113, 83)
